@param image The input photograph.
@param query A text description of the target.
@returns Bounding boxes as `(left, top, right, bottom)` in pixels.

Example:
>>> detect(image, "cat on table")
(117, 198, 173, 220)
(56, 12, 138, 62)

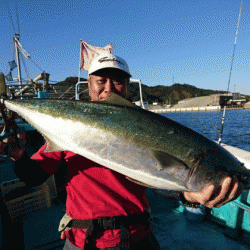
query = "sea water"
(161, 109, 250, 152)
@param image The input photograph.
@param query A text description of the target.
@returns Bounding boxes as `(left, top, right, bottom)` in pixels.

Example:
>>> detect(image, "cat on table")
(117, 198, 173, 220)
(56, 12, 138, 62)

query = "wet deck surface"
(147, 188, 250, 250)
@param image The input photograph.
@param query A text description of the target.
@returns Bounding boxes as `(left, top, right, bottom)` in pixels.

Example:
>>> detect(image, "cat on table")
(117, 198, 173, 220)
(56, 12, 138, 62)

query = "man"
(2, 53, 242, 249)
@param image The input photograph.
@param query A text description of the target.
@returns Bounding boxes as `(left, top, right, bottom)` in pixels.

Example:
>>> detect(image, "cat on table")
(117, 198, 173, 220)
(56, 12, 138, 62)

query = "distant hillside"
(127, 82, 226, 105)
(53, 77, 227, 104)
(53, 77, 87, 89)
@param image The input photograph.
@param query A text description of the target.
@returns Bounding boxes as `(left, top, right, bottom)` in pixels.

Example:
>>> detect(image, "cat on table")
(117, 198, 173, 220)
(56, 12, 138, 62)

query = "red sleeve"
(31, 143, 64, 176)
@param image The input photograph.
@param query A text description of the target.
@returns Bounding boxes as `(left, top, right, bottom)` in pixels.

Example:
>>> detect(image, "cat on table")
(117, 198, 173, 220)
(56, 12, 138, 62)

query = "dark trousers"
(63, 232, 161, 250)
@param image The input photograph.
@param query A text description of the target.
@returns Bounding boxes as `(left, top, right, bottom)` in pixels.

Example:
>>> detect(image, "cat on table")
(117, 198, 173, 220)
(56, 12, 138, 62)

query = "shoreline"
(148, 106, 250, 113)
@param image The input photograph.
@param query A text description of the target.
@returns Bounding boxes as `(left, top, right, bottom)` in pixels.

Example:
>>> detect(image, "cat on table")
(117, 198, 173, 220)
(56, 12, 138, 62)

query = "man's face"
(88, 69, 129, 102)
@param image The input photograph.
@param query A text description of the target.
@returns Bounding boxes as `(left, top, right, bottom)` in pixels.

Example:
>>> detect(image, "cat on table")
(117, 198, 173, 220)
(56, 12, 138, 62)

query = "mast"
(78, 40, 83, 83)
(13, 33, 22, 87)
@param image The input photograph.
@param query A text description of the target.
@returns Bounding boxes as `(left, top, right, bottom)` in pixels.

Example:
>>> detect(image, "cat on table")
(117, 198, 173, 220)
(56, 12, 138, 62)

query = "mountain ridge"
(53, 77, 248, 105)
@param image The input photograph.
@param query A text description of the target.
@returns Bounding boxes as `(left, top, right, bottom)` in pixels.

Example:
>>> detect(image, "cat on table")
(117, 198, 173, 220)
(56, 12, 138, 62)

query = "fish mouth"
(232, 172, 250, 189)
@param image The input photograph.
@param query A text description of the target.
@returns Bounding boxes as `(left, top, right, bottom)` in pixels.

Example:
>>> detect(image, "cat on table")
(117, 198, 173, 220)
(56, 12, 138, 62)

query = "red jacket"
(31, 144, 150, 248)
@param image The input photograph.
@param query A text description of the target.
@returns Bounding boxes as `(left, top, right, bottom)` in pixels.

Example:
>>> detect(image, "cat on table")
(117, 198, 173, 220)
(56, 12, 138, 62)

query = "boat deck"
(6, 188, 248, 250)
(147, 188, 250, 250)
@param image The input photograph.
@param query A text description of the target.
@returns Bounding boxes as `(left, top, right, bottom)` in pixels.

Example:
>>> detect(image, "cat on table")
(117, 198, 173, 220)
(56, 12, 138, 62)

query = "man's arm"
(13, 151, 51, 187)
(1, 133, 51, 187)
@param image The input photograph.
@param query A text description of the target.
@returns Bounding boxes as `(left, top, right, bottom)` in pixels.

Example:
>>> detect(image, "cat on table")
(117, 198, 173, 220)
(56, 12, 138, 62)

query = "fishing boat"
(1, 70, 250, 250)
(1, 4, 250, 250)
(0, 100, 250, 250)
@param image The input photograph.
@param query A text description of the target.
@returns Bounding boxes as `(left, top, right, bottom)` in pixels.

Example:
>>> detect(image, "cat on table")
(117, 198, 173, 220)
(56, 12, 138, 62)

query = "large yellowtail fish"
(3, 93, 250, 191)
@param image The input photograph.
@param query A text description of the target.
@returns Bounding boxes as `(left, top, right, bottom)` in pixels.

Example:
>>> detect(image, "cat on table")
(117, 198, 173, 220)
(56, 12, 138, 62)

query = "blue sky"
(0, 0, 249, 94)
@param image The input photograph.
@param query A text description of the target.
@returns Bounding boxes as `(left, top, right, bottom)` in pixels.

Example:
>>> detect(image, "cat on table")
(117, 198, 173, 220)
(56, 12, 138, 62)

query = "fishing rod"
(218, 0, 243, 145)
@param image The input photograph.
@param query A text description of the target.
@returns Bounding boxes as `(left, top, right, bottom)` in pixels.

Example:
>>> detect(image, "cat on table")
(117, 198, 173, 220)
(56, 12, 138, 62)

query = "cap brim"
(89, 67, 131, 77)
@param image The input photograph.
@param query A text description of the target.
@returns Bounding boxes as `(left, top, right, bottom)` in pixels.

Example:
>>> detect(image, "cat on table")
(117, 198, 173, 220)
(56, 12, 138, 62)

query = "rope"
(8, 7, 16, 33)
(16, 3, 20, 34)
(218, 0, 243, 145)
(30, 58, 44, 72)
(11, 43, 15, 61)
(20, 53, 31, 81)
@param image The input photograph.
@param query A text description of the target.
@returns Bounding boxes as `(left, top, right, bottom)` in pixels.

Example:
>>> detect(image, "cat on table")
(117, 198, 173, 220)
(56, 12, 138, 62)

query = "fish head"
(185, 147, 250, 191)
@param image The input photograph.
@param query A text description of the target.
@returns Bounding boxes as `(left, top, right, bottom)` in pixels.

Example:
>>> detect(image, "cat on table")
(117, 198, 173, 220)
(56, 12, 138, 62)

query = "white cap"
(88, 53, 131, 77)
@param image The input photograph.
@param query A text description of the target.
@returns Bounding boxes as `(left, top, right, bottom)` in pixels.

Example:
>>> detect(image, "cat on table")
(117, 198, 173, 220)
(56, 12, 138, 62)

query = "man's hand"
(0, 132, 26, 161)
(183, 176, 243, 208)
(0, 137, 10, 155)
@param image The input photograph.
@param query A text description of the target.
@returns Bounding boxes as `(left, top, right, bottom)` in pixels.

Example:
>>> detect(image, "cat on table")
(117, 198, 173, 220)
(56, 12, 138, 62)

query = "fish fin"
(81, 90, 139, 108)
(148, 149, 189, 170)
(101, 93, 140, 108)
(126, 177, 157, 188)
(43, 137, 64, 153)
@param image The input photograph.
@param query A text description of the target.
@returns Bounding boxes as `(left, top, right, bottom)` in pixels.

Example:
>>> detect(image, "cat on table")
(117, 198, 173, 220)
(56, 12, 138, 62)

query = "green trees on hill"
(54, 77, 226, 105)
(127, 82, 225, 105)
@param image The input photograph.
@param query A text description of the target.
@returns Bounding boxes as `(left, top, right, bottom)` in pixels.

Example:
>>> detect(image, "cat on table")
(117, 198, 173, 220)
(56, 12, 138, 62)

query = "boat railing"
(75, 81, 88, 100)
(4, 82, 76, 100)
(5, 84, 37, 99)
(4, 78, 145, 103)
(75, 79, 146, 108)
(57, 85, 74, 99)
(75, 79, 145, 105)
(130, 79, 145, 109)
